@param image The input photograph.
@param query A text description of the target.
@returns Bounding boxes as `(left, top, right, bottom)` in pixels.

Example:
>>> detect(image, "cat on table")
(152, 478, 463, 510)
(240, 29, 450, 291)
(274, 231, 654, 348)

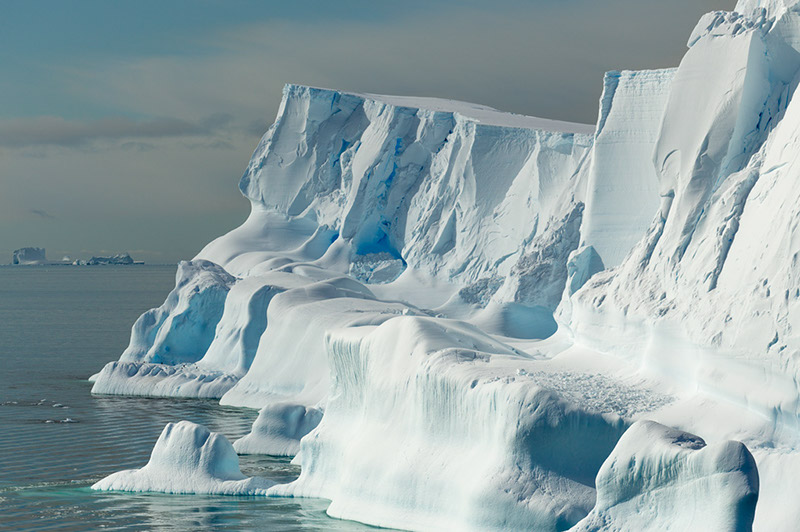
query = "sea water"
(0, 265, 381, 531)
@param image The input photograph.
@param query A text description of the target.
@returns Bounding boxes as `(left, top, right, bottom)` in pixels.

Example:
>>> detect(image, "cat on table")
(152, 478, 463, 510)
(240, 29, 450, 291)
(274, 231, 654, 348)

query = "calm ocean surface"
(0, 265, 380, 531)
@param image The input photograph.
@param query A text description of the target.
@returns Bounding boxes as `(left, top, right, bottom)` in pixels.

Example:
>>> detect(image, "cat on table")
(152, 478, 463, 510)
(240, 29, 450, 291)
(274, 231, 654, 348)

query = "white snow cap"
(92, 421, 273, 495)
(736, 0, 799, 19)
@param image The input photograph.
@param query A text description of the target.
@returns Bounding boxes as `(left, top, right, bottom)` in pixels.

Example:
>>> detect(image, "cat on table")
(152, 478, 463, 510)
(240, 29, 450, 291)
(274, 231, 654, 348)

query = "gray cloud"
(182, 139, 236, 150)
(120, 141, 156, 152)
(0, 115, 222, 149)
(65, 0, 734, 128)
(30, 209, 55, 219)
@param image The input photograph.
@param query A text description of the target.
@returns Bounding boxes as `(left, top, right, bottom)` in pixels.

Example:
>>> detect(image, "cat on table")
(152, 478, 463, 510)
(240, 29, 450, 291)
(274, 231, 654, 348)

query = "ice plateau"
(91, 2, 800, 530)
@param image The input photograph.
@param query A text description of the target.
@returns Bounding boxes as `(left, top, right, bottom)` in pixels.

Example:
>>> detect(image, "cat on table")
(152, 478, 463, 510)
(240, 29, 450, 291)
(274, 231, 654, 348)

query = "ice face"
(233, 84, 593, 291)
(89, 5, 800, 528)
(269, 316, 627, 530)
(12, 247, 47, 265)
(580, 69, 675, 269)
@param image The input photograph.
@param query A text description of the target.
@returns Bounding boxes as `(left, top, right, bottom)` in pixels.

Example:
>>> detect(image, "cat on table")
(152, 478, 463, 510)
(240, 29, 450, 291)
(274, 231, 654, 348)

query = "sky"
(1, 0, 734, 264)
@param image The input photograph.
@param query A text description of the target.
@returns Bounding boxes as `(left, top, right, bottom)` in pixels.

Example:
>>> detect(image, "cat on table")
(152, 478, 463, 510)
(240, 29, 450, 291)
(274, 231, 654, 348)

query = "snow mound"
(573, 420, 759, 531)
(233, 403, 323, 456)
(92, 421, 274, 495)
(219, 275, 418, 409)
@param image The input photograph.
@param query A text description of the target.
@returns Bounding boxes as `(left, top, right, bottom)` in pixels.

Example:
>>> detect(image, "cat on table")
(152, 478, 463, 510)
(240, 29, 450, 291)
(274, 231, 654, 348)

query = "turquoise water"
(0, 266, 379, 531)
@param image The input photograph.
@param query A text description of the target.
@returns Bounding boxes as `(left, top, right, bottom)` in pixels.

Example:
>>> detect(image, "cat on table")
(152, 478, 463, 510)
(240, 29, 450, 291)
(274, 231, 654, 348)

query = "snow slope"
(89, 2, 800, 530)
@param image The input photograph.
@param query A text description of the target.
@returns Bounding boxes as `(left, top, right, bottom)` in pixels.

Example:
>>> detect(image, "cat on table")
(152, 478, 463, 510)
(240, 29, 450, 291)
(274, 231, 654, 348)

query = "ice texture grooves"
(580, 68, 675, 268)
(271, 317, 626, 531)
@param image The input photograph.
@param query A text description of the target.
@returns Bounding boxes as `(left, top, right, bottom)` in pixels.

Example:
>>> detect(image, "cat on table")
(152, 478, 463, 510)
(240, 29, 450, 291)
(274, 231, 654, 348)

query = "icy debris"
(517, 371, 674, 418)
(92, 421, 274, 495)
(348, 252, 406, 284)
(494, 203, 584, 310)
(573, 421, 759, 531)
(457, 276, 503, 307)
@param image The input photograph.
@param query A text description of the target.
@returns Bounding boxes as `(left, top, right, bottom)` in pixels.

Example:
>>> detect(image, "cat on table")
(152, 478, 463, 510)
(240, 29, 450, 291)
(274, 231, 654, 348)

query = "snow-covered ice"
(89, 2, 800, 530)
(92, 421, 274, 495)
(573, 420, 759, 532)
(233, 403, 323, 456)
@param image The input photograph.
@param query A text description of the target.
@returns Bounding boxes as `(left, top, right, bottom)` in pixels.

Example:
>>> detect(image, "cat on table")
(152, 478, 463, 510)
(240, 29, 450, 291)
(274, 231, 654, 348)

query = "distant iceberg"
(86, 253, 136, 265)
(9, 248, 142, 266)
(12, 247, 48, 265)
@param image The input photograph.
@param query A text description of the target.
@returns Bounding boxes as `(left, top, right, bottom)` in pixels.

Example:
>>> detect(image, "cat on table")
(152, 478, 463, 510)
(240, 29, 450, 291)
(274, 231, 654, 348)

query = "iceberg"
(86, 252, 136, 265)
(92, 421, 274, 495)
(11, 247, 48, 265)
(91, 1, 800, 530)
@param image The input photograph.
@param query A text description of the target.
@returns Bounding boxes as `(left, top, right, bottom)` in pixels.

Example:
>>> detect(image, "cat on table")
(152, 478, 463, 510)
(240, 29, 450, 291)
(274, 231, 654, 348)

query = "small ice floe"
(93, 421, 274, 495)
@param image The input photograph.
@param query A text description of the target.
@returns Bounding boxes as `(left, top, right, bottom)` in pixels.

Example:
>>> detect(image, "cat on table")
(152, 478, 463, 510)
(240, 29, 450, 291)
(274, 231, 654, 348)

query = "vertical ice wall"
(570, 6, 800, 361)
(580, 69, 675, 269)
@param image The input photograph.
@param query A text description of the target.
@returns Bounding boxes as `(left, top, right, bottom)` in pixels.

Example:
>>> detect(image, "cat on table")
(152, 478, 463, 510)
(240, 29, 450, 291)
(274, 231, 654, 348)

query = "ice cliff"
(91, 1, 800, 530)
(12, 247, 48, 265)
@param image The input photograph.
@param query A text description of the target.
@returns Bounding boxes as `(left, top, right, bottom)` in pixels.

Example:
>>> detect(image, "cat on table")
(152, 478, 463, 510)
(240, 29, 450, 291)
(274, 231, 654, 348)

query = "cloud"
(120, 141, 156, 152)
(54, 0, 734, 129)
(182, 139, 236, 150)
(0, 115, 225, 149)
(30, 208, 55, 219)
